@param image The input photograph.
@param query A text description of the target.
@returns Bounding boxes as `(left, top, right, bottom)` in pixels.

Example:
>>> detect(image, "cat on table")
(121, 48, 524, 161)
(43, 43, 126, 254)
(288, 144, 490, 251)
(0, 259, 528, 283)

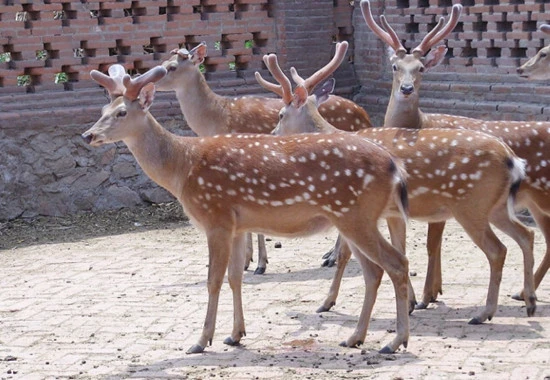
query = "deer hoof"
(186, 344, 205, 354)
(254, 267, 266, 275)
(415, 302, 428, 310)
(527, 304, 536, 317)
(511, 292, 524, 301)
(468, 317, 484, 325)
(316, 302, 335, 313)
(223, 336, 241, 346)
(409, 300, 416, 314)
(379, 345, 396, 354)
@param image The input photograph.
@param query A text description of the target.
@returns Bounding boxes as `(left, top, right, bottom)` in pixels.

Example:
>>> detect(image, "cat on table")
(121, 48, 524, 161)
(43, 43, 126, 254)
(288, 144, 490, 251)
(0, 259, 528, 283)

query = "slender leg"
(187, 228, 233, 354)
(340, 228, 409, 353)
(456, 217, 507, 325)
(417, 221, 446, 309)
(254, 233, 268, 275)
(317, 235, 352, 312)
(244, 232, 253, 270)
(489, 205, 536, 316)
(386, 217, 417, 312)
(513, 206, 550, 301)
(224, 233, 248, 345)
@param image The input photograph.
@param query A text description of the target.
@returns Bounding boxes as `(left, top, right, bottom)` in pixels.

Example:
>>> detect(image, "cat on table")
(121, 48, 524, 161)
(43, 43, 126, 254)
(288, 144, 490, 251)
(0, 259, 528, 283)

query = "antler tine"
(413, 3, 462, 55)
(90, 63, 127, 100)
(299, 41, 349, 93)
(541, 24, 550, 35)
(360, 0, 404, 52)
(122, 66, 168, 100)
(255, 54, 293, 105)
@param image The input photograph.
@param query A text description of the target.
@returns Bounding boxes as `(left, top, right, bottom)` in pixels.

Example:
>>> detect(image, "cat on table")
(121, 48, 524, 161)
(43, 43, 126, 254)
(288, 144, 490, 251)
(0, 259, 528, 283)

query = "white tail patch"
(507, 157, 527, 220)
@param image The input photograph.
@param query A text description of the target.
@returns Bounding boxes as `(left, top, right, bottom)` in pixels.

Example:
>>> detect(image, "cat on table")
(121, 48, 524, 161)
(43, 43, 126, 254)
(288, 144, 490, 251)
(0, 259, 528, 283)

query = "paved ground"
(1, 217, 550, 379)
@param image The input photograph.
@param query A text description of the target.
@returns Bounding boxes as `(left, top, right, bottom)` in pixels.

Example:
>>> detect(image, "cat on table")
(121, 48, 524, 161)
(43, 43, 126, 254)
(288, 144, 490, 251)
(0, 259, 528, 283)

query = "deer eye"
(392, 64, 398, 72)
(541, 53, 548, 59)
(419, 66, 425, 73)
(116, 109, 127, 118)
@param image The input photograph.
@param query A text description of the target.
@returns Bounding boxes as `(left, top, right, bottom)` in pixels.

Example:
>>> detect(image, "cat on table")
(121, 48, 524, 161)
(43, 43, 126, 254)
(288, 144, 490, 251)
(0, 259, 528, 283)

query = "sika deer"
(256, 48, 536, 323)
(154, 42, 374, 275)
(517, 25, 550, 80)
(361, 0, 547, 304)
(82, 64, 411, 354)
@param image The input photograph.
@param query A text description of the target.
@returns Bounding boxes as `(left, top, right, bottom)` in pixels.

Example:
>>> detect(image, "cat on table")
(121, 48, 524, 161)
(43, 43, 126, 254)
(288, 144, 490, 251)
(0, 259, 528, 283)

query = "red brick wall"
(353, 0, 550, 125)
(0, 0, 355, 220)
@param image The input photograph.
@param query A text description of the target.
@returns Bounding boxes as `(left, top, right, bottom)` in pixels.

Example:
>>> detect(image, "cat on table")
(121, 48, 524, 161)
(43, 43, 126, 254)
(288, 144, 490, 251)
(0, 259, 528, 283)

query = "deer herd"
(81, 0, 550, 355)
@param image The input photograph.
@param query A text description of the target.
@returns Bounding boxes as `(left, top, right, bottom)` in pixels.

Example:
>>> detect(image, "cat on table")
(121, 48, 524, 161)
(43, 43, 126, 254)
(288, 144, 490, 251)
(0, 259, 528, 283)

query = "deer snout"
(516, 67, 524, 75)
(400, 84, 414, 96)
(81, 132, 94, 145)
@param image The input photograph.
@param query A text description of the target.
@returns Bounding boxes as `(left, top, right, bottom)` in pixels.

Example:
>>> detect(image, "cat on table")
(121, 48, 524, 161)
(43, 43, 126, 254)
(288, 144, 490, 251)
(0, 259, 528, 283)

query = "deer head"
(361, 0, 461, 99)
(255, 41, 349, 135)
(155, 42, 207, 92)
(83, 65, 168, 146)
(517, 25, 550, 81)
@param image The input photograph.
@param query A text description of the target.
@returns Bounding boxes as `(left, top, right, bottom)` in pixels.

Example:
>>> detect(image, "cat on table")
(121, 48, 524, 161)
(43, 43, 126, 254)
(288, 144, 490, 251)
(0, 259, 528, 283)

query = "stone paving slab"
(1, 219, 549, 379)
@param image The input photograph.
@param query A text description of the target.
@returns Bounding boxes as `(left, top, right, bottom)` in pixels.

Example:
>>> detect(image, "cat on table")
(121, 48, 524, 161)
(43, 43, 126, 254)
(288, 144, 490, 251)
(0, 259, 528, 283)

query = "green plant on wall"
(228, 62, 236, 71)
(0, 52, 11, 63)
(55, 72, 69, 84)
(244, 40, 254, 49)
(17, 75, 31, 86)
(36, 50, 48, 60)
(199, 63, 206, 74)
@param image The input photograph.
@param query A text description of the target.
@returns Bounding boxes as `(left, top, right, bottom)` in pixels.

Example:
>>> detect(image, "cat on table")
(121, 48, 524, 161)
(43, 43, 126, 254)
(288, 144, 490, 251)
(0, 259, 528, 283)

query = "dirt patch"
(0, 202, 187, 250)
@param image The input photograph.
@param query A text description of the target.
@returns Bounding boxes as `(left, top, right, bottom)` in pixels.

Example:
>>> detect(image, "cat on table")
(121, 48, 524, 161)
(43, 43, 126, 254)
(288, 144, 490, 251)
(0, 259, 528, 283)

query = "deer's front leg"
(244, 233, 254, 270)
(224, 233, 247, 346)
(387, 217, 416, 313)
(317, 235, 351, 313)
(187, 229, 233, 354)
(417, 221, 446, 309)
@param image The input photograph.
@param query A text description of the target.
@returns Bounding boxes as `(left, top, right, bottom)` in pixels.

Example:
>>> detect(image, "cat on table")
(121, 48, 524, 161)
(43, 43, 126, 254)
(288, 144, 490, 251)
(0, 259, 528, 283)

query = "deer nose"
(516, 67, 524, 75)
(81, 133, 93, 144)
(400, 84, 414, 95)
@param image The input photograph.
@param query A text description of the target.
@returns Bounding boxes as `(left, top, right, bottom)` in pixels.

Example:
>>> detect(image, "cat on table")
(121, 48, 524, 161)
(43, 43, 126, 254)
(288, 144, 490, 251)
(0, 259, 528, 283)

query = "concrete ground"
(1, 218, 549, 379)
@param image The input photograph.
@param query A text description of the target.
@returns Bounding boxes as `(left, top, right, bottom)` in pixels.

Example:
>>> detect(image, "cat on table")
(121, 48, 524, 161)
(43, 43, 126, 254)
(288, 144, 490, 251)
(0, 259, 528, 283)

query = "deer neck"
(384, 91, 425, 129)
(123, 113, 192, 197)
(173, 70, 228, 136)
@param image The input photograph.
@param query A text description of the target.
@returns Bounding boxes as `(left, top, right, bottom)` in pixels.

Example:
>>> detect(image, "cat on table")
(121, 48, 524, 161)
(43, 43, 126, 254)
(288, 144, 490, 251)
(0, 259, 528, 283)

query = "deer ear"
(190, 42, 207, 65)
(424, 45, 447, 69)
(292, 86, 308, 109)
(313, 78, 335, 107)
(139, 83, 156, 111)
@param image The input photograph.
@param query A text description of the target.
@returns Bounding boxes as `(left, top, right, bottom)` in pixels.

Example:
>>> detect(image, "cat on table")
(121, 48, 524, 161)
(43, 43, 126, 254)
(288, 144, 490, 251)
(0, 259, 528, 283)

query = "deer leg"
(254, 233, 268, 275)
(387, 217, 417, 313)
(490, 205, 536, 316)
(340, 228, 409, 353)
(457, 217, 507, 325)
(224, 233, 247, 346)
(513, 206, 550, 301)
(188, 229, 233, 354)
(417, 221, 446, 309)
(317, 235, 352, 312)
(244, 232, 253, 271)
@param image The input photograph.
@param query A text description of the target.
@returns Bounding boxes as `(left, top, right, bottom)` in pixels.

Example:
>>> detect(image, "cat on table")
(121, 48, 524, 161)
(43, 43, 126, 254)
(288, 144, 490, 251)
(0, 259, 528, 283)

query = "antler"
(360, 0, 405, 53)
(90, 64, 127, 100)
(255, 54, 294, 105)
(122, 66, 168, 100)
(541, 24, 550, 35)
(412, 3, 462, 56)
(290, 41, 349, 93)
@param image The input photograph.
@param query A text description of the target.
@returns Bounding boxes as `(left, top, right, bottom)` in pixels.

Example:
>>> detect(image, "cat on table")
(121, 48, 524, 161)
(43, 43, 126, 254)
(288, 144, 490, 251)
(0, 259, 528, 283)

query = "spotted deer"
(256, 46, 536, 323)
(517, 24, 550, 80)
(153, 42, 373, 275)
(361, 0, 548, 304)
(82, 64, 411, 354)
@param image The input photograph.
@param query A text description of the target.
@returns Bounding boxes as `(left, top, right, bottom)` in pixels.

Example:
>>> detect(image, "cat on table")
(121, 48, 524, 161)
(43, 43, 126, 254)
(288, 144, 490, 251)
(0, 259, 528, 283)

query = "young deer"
(361, 0, 549, 303)
(82, 64, 411, 354)
(517, 24, 550, 80)
(256, 48, 536, 323)
(154, 42, 374, 275)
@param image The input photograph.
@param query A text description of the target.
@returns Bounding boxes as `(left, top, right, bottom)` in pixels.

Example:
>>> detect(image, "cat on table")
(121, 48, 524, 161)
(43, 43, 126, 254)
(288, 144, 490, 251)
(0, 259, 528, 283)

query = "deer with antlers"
(152, 42, 373, 275)
(256, 41, 536, 323)
(82, 63, 412, 354)
(361, 0, 549, 305)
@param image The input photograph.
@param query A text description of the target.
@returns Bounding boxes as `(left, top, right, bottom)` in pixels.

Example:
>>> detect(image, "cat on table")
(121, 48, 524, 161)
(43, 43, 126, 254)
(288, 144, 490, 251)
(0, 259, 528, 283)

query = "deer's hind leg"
(224, 232, 248, 346)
